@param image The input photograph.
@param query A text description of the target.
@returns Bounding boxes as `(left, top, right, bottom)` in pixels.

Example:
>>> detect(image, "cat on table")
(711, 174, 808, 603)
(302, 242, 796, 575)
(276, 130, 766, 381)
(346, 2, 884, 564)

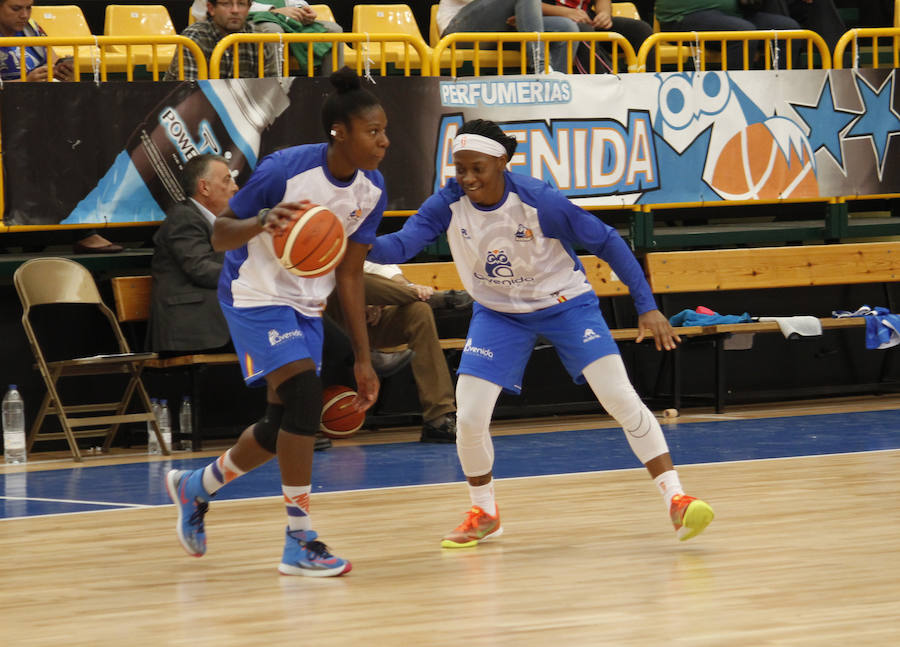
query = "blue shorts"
(458, 291, 619, 395)
(220, 302, 323, 387)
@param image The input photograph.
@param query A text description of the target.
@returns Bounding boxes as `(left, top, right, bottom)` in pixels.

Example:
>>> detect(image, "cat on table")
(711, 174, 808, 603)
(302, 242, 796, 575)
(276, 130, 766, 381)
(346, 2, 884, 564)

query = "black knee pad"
(252, 402, 284, 453)
(275, 370, 322, 437)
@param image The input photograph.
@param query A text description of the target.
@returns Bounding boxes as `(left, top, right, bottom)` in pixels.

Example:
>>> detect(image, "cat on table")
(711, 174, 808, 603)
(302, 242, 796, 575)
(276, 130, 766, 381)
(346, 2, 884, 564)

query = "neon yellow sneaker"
(670, 494, 714, 541)
(440, 506, 502, 548)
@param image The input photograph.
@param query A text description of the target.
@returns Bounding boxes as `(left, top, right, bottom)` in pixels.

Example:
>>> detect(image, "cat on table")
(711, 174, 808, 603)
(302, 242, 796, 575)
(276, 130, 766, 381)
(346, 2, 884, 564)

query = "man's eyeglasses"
(215, 1, 250, 8)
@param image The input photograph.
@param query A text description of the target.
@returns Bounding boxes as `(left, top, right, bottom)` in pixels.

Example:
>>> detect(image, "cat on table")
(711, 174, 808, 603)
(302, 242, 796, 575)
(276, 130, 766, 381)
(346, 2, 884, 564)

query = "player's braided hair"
(322, 67, 381, 140)
(458, 119, 517, 159)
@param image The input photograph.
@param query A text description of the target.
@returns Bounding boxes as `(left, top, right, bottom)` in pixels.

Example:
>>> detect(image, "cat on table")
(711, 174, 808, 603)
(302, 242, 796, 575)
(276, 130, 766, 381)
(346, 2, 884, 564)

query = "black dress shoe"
(420, 414, 457, 443)
(371, 349, 414, 378)
(73, 240, 125, 254)
(314, 434, 332, 451)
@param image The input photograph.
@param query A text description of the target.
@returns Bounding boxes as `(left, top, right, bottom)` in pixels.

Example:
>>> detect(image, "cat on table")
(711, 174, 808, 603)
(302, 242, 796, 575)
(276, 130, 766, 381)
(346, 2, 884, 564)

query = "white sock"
(201, 448, 246, 495)
(282, 484, 313, 531)
(653, 470, 684, 511)
(468, 481, 497, 517)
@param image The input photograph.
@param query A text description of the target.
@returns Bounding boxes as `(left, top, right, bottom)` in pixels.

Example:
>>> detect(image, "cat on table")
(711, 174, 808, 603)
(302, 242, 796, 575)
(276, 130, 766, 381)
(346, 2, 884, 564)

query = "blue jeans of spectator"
(442, 0, 579, 72)
(662, 9, 800, 70)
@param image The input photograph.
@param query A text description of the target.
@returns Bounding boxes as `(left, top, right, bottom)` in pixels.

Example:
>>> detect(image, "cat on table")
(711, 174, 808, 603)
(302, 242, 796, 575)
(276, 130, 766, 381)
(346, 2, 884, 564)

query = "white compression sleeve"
(454, 374, 502, 477)
(582, 354, 670, 465)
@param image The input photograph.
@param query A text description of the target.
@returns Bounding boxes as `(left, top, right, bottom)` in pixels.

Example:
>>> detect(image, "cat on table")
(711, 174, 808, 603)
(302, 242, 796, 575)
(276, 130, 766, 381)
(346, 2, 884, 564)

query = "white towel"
(759, 316, 823, 339)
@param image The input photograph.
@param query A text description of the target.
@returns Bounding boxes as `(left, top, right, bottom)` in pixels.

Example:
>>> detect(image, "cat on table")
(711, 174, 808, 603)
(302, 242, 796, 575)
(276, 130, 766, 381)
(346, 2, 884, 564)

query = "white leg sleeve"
(454, 374, 502, 478)
(582, 354, 670, 465)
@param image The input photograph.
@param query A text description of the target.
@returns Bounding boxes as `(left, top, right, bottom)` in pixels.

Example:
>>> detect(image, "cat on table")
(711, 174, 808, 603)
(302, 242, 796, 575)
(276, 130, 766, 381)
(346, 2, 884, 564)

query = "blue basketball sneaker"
(165, 469, 210, 557)
(278, 528, 352, 577)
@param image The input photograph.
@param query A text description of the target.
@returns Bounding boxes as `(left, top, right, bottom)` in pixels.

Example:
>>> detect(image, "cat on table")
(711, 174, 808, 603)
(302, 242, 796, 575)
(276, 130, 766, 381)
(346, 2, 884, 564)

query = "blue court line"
(2, 408, 899, 520)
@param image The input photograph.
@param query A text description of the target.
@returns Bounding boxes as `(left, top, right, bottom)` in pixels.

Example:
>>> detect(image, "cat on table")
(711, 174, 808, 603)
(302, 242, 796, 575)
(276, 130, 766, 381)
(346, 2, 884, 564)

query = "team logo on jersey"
(485, 249, 513, 278)
(460, 228, 471, 239)
(348, 208, 362, 222)
(463, 338, 494, 359)
(514, 224, 533, 242)
(268, 328, 304, 346)
(583, 328, 600, 343)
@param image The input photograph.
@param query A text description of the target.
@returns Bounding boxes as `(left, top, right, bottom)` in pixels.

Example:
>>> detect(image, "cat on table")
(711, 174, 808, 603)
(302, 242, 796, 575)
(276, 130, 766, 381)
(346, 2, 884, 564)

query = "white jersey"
(369, 172, 656, 315)
(219, 143, 387, 317)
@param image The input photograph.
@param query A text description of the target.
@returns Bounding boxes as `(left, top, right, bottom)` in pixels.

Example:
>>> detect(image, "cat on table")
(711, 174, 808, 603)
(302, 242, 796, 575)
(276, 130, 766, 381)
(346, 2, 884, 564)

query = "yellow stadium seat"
(32, 5, 130, 73)
(104, 5, 177, 68)
(611, 2, 641, 20)
(352, 4, 430, 70)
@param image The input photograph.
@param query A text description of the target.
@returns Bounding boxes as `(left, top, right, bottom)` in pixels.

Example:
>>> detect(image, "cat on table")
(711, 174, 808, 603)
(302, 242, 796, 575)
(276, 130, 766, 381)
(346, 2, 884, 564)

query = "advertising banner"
(2, 68, 898, 226)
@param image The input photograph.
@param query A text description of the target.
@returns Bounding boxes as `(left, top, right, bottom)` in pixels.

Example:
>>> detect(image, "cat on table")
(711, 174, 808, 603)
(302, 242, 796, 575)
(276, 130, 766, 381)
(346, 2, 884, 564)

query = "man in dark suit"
(149, 153, 235, 354)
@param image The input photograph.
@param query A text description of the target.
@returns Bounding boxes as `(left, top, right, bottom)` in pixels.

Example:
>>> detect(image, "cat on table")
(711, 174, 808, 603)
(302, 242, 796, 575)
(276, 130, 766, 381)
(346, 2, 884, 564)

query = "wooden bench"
(644, 241, 900, 411)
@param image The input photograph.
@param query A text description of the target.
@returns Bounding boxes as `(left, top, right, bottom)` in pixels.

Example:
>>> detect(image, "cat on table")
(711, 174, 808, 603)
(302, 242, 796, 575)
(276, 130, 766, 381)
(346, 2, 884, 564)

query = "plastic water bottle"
(178, 396, 193, 452)
(147, 397, 160, 455)
(3, 385, 26, 464)
(158, 399, 172, 454)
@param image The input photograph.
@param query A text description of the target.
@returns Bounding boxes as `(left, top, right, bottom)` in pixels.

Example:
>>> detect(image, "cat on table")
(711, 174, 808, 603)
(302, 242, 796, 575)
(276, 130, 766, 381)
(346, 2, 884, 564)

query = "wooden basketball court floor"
(2, 396, 899, 646)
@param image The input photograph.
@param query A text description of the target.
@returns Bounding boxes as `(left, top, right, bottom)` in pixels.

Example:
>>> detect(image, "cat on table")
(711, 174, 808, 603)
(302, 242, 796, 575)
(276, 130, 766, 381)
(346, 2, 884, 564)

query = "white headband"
(452, 133, 506, 158)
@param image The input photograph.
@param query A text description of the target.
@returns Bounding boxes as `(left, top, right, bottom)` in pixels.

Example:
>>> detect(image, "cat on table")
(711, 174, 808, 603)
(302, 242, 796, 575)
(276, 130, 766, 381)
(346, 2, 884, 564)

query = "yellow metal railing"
(432, 32, 637, 76)
(637, 29, 831, 72)
(834, 28, 900, 69)
(209, 32, 432, 78)
(0, 35, 207, 81)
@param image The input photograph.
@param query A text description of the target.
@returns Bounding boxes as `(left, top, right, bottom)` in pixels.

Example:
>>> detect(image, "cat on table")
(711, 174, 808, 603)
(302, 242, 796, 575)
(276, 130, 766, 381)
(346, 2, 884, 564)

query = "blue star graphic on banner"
(637, 126, 719, 204)
(845, 73, 900, 175)
(792, 76, 857, 168)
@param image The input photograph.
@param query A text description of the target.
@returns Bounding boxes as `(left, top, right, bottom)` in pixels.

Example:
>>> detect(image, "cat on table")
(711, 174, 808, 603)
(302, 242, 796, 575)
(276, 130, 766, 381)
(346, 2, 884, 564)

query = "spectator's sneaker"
(670, 494, 714, 541)
(165, 469, 210, 557)
(314, 433, 332, 451)
(278, 528, 352, 577)
(440, 505, 502, 548)
(420, 414, 456, 443)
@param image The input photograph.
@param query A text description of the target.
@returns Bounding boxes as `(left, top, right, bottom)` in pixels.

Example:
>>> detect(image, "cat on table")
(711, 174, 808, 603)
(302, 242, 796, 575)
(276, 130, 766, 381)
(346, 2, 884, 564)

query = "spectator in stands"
(656, 0, 801, 70)
(0, 0, 74, 81)
(0, 0, 122, 254)
(149, 154, 234, 356)
(328, 261, 472, 443)
(437, 0, 580, 72)
(543, 0, 655, 71)
(765, 0, 846, 50)
(369, 118, 714, 548)
(190, 0, 344, 73)
(166, 0, 278, 80)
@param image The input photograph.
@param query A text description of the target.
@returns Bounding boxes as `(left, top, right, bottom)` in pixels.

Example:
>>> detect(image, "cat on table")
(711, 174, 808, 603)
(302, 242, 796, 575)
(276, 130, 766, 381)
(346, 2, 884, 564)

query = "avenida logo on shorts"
(583, 328, 600, 343)
(268, 328, 304, 346)
(463, 338, 494, 359)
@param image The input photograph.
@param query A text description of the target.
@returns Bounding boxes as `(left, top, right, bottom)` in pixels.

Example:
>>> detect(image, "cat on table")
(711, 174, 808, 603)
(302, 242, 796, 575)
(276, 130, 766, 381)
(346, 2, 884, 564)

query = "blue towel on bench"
(832, 305, 900, 350)
(669, 309, 752, 327)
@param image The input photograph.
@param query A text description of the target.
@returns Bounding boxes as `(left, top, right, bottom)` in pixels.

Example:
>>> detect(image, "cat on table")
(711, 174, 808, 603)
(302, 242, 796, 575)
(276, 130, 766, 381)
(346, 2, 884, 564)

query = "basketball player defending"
(368, 119, 714, 548)
(165, 68, 389, 576)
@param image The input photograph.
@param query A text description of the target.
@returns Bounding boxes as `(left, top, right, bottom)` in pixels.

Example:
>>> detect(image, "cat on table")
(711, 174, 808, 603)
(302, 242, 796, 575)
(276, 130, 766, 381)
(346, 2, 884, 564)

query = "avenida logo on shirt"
(514, 225, 533, 242)
(485, 249, 513, 278)
(268, 328, 304, 346)
(474, 249, 535, 287)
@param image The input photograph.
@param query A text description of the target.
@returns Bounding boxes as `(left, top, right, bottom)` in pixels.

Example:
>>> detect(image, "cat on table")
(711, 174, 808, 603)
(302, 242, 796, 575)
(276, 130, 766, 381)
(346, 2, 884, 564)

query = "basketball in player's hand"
(271, 204, 347, 278)
(320, 385, 365, 438)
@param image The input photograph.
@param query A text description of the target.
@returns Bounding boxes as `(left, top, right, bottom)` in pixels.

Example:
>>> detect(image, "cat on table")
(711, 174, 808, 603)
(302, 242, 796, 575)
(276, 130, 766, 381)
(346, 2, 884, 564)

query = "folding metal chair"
(13, 258, 166, 462)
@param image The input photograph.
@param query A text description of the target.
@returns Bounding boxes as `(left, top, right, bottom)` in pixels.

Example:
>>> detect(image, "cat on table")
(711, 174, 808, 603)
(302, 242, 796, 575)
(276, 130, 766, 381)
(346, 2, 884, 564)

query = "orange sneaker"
(440, 506, 503, 548)
(670, 494, 714, 541)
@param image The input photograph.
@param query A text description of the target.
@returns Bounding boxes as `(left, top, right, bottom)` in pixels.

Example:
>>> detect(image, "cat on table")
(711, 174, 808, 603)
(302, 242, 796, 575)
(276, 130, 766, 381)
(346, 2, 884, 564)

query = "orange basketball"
(320, 385, 364, 438)
(709, 118, 819, 201)
(271, 204, 347, 278)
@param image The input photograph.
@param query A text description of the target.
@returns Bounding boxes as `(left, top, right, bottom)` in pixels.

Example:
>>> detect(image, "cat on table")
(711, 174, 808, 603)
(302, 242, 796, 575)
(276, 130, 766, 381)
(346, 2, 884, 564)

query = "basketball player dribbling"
(368, 119, 714, 548)
(165, 68, 389, 576)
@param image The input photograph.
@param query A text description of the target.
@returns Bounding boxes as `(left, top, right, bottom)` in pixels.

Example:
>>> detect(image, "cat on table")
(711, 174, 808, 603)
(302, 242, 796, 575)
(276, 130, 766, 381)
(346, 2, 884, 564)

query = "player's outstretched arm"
(635, 309, 681, 351)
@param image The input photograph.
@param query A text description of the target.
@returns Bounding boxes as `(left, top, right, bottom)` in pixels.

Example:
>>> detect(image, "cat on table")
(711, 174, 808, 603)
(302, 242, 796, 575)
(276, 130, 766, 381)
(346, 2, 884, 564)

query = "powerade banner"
(1, 69, 898, 226)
